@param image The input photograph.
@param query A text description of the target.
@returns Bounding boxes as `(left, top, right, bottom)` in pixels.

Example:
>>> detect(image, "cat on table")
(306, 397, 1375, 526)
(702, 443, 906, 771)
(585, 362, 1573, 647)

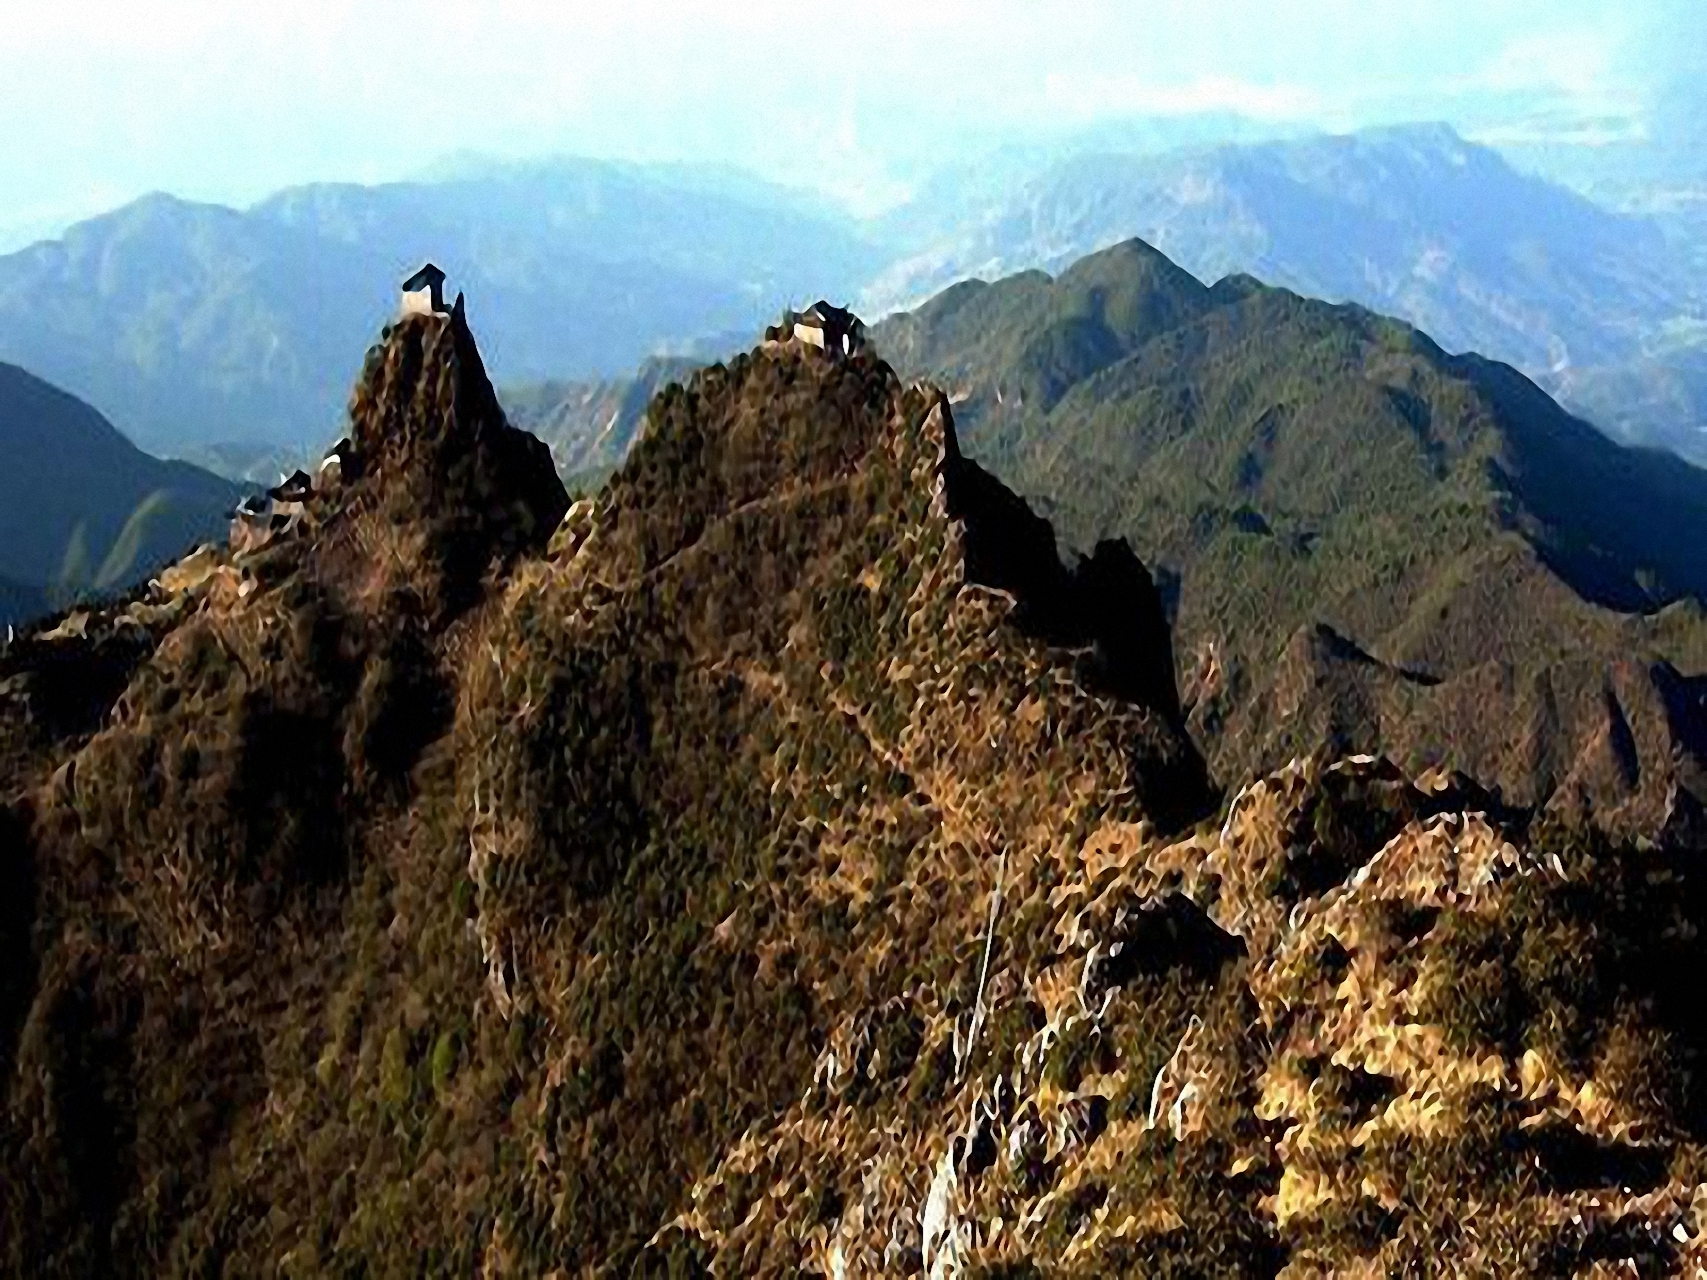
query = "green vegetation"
(876, 237, 1707, 826)
(868, 123, 1707, 466)
(47, 491, 176, 610)
(498, 355, 700, 485)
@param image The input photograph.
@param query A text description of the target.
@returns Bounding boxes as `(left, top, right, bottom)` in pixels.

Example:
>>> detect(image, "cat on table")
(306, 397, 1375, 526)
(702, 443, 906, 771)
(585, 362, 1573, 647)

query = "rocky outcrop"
(943, 433, 1185, 733)
(874, 236, 1707, 845)
(661, 754, 1707, 1275)
(325, 308, 568, 622)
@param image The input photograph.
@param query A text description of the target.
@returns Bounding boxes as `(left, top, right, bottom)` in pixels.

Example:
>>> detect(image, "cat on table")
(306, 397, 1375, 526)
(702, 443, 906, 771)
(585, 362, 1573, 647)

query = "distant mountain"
(0, 361, 238, 617)
(499, 356, 700, 492)
(0, 158, 882, 463)
(876, 238, 1707, 835)
(1552, 345, 1707, 462)
(870, 111, 1306, 251)
(4, 127, 1704, 476)
(865, 124, 1707, 464)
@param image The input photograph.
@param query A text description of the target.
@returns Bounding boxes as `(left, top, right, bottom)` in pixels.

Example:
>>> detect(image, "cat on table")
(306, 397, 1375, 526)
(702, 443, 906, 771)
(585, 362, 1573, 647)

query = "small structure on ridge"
(766, 301, 867, 359)
(269, 470, 315, 504)
(400, 263, 448, 318)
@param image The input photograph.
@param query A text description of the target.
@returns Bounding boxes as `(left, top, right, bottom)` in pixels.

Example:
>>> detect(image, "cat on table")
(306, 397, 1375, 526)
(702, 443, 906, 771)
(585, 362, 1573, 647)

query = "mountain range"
(0, 361, 237, 627)
(7, 294, 1707, 1274)
(0, 125, 1703, 478)
(0, 158, 879, 467)
(865, 124, 1707, 464)
(0, 574, 42, 631)
(498, 356, 700, 494)
(874, 237, 1707, 835)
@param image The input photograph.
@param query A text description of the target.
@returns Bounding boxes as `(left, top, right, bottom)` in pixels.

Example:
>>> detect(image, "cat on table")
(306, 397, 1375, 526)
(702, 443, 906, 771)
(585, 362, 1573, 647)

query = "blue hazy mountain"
(0, 361, 238, 625)
(0, 128, 1702, 472)
(0, 158, 883, 465)
(0, 573, 43, 630)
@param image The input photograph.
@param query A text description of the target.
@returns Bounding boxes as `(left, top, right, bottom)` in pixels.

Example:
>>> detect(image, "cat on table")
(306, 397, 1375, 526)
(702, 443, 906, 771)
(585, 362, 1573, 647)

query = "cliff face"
(2, 310, 1705, 1276)
(331, 307, 569, 621)
(660, 755, 1707, 1277)
(0, 313, 1203, 1273)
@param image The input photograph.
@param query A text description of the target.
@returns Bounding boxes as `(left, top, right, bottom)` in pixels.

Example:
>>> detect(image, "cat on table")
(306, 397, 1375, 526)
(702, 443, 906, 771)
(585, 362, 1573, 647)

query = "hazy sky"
(0, 0, 1698, 247)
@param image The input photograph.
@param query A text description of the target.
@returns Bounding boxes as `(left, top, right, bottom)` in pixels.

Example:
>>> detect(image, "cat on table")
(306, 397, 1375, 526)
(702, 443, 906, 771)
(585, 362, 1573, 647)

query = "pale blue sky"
(0, 0, 1698, 248)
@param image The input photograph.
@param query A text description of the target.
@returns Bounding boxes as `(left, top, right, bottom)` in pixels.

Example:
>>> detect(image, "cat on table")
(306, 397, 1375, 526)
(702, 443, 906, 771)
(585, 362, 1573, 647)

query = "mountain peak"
(328, 308, 568, 620)
(876, 233, 1707, 839)
(0, 320, 1221, 1271)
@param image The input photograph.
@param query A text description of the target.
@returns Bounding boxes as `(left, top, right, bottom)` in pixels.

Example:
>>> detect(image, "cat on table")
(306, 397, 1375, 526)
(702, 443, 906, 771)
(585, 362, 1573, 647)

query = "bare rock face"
(659, 755, 1707, 1276)
(0, 308, 573, 1272)
(0, 331, 1212, 1275)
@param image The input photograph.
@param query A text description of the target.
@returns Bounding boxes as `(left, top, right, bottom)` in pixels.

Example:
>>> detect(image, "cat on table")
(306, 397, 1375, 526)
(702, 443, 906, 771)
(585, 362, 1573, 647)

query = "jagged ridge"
(0, 314, 1203, 1273)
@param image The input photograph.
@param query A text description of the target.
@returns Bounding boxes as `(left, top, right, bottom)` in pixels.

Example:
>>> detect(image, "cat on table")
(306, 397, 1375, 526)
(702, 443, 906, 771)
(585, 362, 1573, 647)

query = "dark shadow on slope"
(940, 442, 1183, 721)
(1540, 1218, 1676, 1279)
(1092, 893, 1246, 993)
(0, 618, 157, 744)
(1653, 664, 1707, 764)
(1519, 1123, 1671, 1196)
(1302, 623, 1442, 688)
(345, 606, 455, 794)
(40, 971, 140, 1275)
(1463, 355, 1707, 614)
(234, 702, 350, 892)
(0, 804, 36, 1079)
(939, 431, 1215, 830)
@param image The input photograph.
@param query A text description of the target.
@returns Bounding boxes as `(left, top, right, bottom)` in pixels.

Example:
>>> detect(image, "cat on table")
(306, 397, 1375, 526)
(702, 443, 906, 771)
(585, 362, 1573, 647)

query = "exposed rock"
(324, 308, 569, 622)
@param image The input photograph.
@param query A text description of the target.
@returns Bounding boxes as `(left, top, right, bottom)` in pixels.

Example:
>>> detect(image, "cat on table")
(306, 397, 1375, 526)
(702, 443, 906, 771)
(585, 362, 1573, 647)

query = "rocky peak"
(328, 308, 568, 622)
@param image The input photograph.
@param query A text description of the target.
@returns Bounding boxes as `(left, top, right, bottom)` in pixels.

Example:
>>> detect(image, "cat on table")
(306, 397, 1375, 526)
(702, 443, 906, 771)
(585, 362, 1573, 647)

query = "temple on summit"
(765, 300, 867, 359)
(400, 263, 447, 317)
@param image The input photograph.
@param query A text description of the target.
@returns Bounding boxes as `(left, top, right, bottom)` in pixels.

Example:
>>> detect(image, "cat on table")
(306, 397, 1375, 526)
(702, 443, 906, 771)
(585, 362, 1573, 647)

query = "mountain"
(865, 124, 1707, 464)
(0, 360, 238, 623)
(0, 158, 881, 463)
(0, 574, 43, 631)
(876, 237, 1707, 837)
(498, 356, 701, 492)
(1552, 344, 1707, 463)
(4, 127, 1704, 474)
(9, 304, 1707, 1275)
(869, 111, 1307, 252)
